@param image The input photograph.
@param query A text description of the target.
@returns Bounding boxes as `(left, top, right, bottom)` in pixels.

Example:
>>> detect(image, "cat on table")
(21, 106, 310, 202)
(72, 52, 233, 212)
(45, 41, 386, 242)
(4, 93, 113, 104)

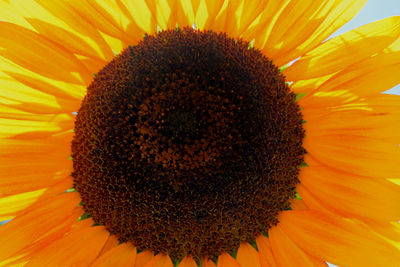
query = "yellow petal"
(66, 1, 129, 42)
(0, 189, 45, 220)
(4, 71, 83, 104)
(114, 0, 157, 34)
(264, 0, 367, 66)
(34, 0, 114, 61)
(26, 18, 102, 59)
(290, 74, 335, 94)
(212, 0, 270, 38)
(279, 210, 400, 266)
(241, 0, 290, 51)
(0, 22, 91, 84)
(92, 243, 137, 267)
(100, 0, 146, 48)
(236, 242, 261, 267)
(285, 16, 400, 80)
(0, 74, 79, 115)
(0, 115, 72, 138)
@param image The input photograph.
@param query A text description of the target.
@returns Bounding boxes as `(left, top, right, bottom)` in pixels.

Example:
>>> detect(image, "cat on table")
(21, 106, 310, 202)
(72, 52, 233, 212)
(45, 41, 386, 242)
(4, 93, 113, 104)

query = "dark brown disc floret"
(72, 27, 305, 262)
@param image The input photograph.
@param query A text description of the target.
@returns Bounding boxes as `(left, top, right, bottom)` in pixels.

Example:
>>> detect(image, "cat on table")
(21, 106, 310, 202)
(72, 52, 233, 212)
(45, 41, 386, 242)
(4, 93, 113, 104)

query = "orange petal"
(135, 251, 155, 267)
(299, 164, 400, 221)
(364, 221, 400, 245)
(269, 225, 318, 266)
(97, 234, 120, 258)
(0, 133, 73, 196)
(217, 253, 240, 267)
(0, 130, 72, 155)
(0, 22, 91, 84)
(296, 184, 334, 216)
(5, 207, 83, 265)
(303, 134, 400, 178)
(80, 57, 109, 75)
(190, 0, 201, 16)
(365, 94, 400, 115)
(0, 155, 72, 192)
(285, 16, 400, 80)
(311, 51, 400, 97)
(179, 255, 197, 267)
(0, 192, 80, 262)
(92, 243, 137, 267)
(279, 210, 400, 266)
(236, 242, 261, 267)
(202, 257, 217, 267)
(290, 198, 308, 211)
(164, 0, 192, 29)
(198, 0, 225, 30)
(27, 225, 109, 266)
(143, 253, 173, 267)
(19, 178, 74, 211)
(212, 0, 241, 37)
(256, 235, 277, 267)
(301, 105, 400, 143)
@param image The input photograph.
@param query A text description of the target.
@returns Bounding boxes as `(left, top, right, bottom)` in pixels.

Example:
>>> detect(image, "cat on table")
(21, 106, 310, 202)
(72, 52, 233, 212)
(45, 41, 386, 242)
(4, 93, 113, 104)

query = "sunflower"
(1, 0, 400, 266)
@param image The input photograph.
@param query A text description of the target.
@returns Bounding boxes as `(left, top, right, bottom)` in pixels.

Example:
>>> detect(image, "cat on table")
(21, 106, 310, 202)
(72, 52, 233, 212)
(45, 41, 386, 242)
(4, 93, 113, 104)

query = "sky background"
(328, 0, 399, 265)
(329, 0, 400, 95)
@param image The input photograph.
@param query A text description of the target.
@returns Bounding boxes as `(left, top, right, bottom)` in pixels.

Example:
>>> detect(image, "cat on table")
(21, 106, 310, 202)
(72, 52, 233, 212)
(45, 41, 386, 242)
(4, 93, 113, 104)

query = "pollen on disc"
(72, 27, 305, 262)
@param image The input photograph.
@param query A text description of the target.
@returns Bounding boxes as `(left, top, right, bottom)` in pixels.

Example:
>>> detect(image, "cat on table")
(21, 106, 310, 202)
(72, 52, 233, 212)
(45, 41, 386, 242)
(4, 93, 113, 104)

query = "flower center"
(72, 28, 305, 262)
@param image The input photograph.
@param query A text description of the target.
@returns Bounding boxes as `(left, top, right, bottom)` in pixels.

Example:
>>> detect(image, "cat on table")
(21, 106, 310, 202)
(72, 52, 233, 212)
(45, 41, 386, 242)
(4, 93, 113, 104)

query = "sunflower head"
(72, 27, 305, 261)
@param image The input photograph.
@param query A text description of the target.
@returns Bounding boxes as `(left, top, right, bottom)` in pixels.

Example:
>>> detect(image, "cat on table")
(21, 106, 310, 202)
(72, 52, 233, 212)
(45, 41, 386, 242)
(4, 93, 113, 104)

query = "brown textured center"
(72, 27, 305, 262)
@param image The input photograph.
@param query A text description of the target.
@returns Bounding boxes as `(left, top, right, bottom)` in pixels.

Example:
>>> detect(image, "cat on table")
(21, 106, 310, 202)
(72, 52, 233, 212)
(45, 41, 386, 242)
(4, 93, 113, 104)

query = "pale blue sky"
(330, 0, 400, 95)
